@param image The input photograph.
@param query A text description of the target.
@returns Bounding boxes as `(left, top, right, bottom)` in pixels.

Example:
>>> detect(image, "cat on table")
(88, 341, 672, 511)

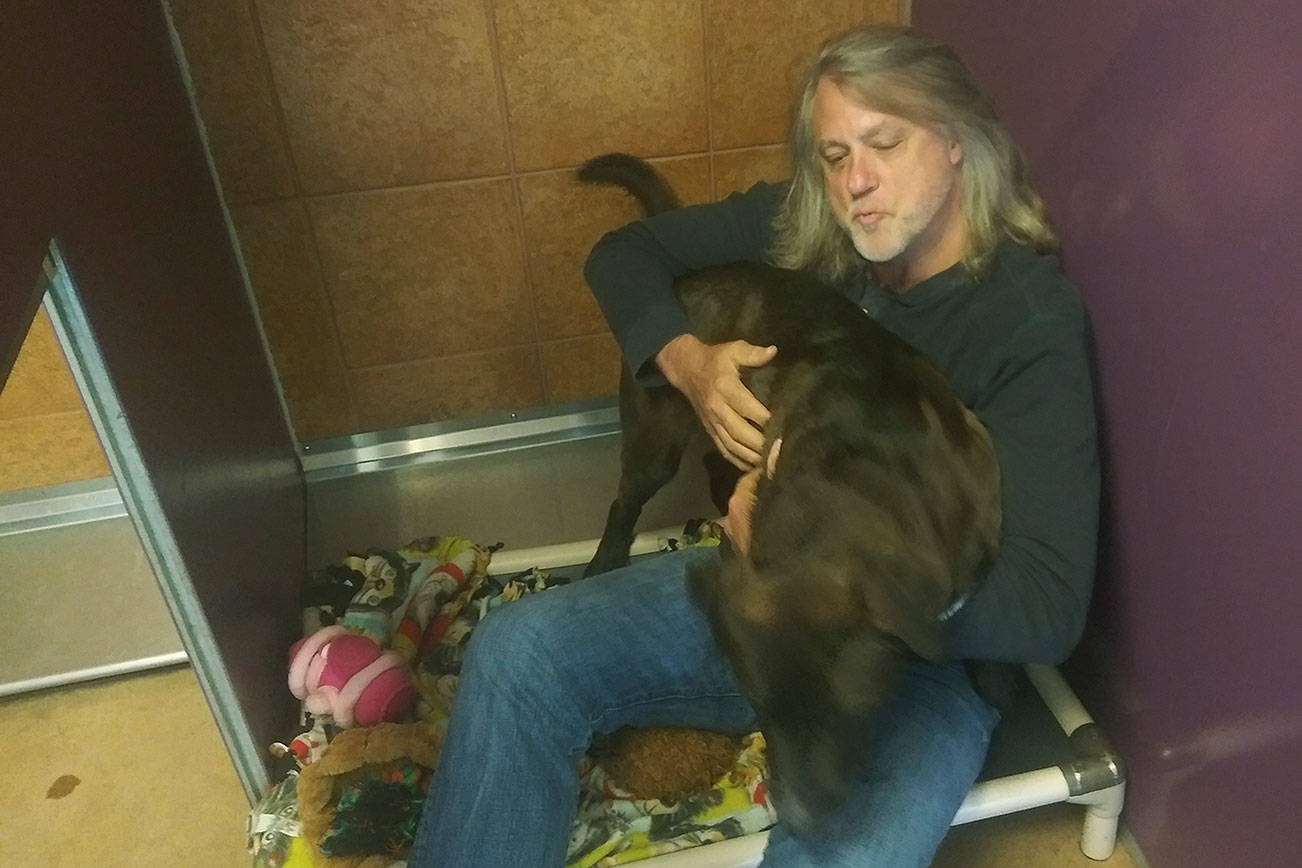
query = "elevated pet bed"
(492, 532, 1125, 867)
(250, 524, 1124, 867)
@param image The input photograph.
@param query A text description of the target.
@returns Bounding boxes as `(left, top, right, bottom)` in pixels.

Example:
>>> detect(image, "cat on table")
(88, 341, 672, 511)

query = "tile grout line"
(481, 0, 549, 402)
(245, 0, 361, 436)
(0, 404, 106, 427)
(346, 332, 614, 377)
(222, 144, 792, 209)
(295, 202, 361, 437)
(214, 6, 786, 435)
(244, 0, 304, 202)
(702, 0, 718, 198)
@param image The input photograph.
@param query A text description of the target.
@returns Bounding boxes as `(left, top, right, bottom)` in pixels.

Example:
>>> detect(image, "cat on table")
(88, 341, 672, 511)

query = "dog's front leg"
(586, 462, 680, 576)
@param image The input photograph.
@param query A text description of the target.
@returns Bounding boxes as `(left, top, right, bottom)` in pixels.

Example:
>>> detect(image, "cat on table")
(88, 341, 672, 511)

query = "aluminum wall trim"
(0, 477, 125, 536)
(1, 406, 622, 531)
(301, 399, 620, 480)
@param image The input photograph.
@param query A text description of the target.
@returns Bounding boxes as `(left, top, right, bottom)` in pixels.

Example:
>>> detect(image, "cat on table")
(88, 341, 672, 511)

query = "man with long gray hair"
(411, 24, 1098, 866)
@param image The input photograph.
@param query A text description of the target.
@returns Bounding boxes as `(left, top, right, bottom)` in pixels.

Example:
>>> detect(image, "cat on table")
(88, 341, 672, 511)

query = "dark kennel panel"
(3, 0, 303, 797)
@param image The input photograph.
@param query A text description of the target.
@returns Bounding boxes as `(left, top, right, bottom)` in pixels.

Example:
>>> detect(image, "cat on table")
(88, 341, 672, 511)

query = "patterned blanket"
(249, 526, 775, 868)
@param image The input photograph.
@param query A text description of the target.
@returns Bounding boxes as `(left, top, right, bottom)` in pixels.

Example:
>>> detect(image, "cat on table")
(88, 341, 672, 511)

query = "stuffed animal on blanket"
(289, 625, 415, 728)
(591, 726, 744, 804)
(587, 524, 749, 805)
(296, 721, 444, 868)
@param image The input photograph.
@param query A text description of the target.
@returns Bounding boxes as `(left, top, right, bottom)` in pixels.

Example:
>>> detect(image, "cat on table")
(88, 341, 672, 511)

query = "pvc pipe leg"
(1077, 782, 1126, 860)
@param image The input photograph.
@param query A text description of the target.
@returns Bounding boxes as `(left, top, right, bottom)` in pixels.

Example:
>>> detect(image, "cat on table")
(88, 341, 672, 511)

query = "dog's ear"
(856, 566, 946, 661)
(764, 437, 782, 477)
(759, 620, 907, 837)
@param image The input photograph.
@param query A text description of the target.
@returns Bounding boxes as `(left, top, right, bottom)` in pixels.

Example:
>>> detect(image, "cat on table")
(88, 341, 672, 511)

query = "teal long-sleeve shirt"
(584, 181, 1100, 666)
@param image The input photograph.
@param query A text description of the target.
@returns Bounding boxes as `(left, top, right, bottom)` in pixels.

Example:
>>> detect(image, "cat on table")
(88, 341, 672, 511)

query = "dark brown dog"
(579, 153, 1001, 832)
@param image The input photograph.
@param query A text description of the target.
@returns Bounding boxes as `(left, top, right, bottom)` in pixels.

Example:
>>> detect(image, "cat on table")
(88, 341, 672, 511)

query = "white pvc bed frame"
(489, 530, 1127, 866)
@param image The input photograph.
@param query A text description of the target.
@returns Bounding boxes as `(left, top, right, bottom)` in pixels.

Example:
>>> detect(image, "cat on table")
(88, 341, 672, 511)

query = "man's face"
(812, 78, 965, 283)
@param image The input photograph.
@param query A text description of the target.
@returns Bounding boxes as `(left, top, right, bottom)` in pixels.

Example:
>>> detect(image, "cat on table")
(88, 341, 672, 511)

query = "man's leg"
(407, 546, 755, 868)
(760, 657, 1000, 867)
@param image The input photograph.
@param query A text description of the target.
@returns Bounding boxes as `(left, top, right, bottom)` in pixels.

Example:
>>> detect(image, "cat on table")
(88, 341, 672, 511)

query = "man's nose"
(846, 152, 878, 198)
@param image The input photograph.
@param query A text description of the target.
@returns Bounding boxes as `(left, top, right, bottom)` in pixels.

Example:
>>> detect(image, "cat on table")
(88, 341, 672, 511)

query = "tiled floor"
(0, 666, 1142, 867)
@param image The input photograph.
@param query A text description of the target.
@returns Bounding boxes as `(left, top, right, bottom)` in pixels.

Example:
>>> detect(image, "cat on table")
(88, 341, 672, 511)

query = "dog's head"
(689, 539, 919, 834)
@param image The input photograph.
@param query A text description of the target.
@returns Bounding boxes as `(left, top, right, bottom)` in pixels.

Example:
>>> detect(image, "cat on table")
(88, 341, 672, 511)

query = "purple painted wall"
(913, 0, 1302, 863)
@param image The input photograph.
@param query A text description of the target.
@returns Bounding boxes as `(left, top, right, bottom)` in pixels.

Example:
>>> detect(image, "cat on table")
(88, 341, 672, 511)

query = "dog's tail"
(577, 153, 680, 217)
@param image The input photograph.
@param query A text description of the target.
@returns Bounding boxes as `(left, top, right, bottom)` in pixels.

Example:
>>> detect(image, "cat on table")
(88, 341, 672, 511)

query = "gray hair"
(770, 24, 1057, 282)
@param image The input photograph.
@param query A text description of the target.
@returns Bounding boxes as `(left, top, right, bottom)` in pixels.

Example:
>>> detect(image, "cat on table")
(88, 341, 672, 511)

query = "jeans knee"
(459, 592, 582, 714)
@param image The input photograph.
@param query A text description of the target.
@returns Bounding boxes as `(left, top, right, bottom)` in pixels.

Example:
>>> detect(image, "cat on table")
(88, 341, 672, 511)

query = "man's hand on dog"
(656, 334, 776, 470)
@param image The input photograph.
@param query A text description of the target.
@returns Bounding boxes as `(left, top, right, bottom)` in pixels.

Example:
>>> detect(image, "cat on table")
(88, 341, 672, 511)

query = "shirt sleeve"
(583, 181, 784, 385)
(942, 309, 1101, 664)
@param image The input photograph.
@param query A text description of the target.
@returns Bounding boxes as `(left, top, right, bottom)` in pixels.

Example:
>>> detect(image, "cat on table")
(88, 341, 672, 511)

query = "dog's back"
(580, 154, 1002, 830)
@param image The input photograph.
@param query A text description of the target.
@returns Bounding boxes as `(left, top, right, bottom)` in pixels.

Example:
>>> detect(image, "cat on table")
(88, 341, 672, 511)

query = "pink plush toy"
(288, 625, 415, 728)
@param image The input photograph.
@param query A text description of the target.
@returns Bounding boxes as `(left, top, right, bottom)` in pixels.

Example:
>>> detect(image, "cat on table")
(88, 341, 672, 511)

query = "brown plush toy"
(297, 720, 444, 868)
(590, 726, 745, 803)
(295, 720, 746, 868)
(586, 527, 746, 805)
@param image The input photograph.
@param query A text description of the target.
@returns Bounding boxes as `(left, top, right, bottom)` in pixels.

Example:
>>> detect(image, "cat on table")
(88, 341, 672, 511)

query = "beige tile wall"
(0, 0, 901, 495)
(169, 0, 905, 442)
(0, 307, 111, 492)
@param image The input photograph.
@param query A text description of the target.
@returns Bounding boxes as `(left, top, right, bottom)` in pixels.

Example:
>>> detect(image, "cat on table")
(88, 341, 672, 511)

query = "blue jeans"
(408, 547, 999, 867)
